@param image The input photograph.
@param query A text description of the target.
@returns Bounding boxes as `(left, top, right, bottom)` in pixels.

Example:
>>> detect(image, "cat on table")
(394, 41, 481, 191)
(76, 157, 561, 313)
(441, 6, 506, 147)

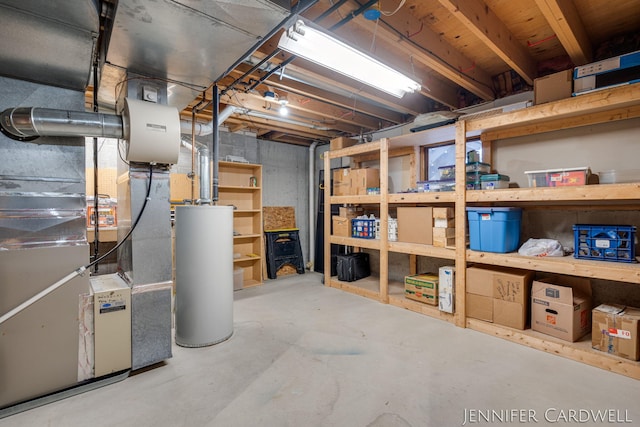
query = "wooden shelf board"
(234, 209, 261, 214)
(466, 250, 640, 284)
(466, 183, 640, 202)
(388, 281, 455, 324)
(329, 236, 381, 250)
(388, 241, 456, 259)
(330, 195, 381, 204)
(326, 276, 381, 302)
(467, 318, 640, 380)
(465, 83, 640, 132)
(234, 233, 261, 239)
(327, 140, 382, 158)
(388, 192, 456, 203)
(219, 161, 261, 170)
(234, 255, 261, 263)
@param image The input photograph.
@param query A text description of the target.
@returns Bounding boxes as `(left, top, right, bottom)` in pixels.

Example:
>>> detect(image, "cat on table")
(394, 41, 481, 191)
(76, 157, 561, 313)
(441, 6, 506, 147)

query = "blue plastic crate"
(467, 207, 522, 253)
(573, 224, 636, 263)
(351, 218, 376, 239)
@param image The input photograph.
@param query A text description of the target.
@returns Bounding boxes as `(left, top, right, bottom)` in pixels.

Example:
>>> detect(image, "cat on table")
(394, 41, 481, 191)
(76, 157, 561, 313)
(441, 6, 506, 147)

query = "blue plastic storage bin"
(573, 224, 636, 263)
(467, 207, 522, 253)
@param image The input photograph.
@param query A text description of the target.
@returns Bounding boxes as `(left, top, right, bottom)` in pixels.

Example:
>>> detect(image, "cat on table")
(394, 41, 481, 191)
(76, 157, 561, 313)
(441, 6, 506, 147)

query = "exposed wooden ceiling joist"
(534, 0, 593, 66)
(345, 1, 496, 101)
(437, 0, 538, 85)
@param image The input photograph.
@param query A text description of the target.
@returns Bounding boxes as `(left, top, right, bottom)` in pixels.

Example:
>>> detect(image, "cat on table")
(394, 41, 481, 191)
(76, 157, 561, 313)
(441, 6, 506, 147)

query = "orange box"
(87, 206, 117, 227)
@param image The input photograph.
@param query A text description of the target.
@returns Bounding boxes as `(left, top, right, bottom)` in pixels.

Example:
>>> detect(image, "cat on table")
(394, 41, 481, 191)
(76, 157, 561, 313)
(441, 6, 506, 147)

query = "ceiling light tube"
(278, 19, 421, 98)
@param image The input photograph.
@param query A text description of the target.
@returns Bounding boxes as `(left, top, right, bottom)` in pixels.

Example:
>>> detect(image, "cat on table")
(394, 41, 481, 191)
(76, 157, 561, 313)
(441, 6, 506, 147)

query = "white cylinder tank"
(175, 205, 234, 347)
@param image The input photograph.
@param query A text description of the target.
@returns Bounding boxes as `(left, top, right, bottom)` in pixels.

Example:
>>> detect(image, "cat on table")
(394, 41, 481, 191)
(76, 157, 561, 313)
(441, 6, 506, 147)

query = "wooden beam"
(224, 70, 390, 132)
(347, 9, 495, 100)
(534, 0, 593, 65)
(438, 0, 537, 85)
(306, 7, 459, 107)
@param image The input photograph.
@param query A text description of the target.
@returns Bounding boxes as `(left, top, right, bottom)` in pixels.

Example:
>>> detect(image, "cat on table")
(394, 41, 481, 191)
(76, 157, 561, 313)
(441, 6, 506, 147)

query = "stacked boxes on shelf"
(592, 304, 640, 361)
(432, 207, 455, 248)
(332, 168, 380, 196)
(332, 206, 363, 237)
(397, 207, 433, 245)
(405, 273, 438, 305)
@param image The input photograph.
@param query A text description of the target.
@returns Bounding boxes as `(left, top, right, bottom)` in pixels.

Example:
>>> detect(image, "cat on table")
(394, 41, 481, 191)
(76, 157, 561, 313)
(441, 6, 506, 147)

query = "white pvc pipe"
(0, 267, 86, 325)
(308, 140, 319, 270)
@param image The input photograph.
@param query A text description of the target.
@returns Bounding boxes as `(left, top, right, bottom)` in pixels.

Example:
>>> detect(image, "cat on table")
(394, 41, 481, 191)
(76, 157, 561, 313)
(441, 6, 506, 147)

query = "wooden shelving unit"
(324, 83, 640, 379)
(218, 161, 263, 288)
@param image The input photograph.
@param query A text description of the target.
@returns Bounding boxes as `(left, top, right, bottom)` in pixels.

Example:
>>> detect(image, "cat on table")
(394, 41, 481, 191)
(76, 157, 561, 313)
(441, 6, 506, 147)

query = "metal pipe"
(308, 140, 319, 270)
(212, 84, 220, 204)
(92, 61, 100, 273)
(0, 107, 123, 139)
(191, 109, 197, 201)
(198, 145, 211, 202)
(178, 105, 237, 136)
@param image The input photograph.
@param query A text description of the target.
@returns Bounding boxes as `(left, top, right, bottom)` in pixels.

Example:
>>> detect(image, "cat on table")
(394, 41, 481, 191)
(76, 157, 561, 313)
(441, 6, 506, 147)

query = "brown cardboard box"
(333, 168, 351, 196)
(534, 69, 573, 105)
(433, 227, 455, 239)
(467, 294, 493, 322)
(466, 265, 533, 329)
(332, 216, 351, 237)
(433, 236, 456, 248)
(350, 168, 380, 195)
(531, 277, 592, 342)
(405, 273, 439, 305)
(433, 207, 455, 219)
(330, 137, 358, 151)
(397, 207, 433, 245)
(592, 304, 640, 361)
(339, 206, 364, 218)
(434, 217, 455, 228)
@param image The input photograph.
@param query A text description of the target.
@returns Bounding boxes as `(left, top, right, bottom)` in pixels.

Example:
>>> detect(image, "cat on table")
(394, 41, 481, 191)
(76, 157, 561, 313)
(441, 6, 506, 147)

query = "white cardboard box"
(439, 266, 455, 313)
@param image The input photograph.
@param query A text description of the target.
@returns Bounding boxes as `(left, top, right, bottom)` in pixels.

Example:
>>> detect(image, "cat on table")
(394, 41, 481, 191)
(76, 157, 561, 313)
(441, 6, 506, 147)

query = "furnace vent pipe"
(179, 105, 237, 137)
(0, 107, 123, 139)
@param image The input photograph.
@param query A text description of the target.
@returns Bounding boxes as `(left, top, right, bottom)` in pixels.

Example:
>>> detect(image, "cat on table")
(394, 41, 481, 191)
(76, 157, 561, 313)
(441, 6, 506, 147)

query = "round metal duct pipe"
(0, 107, 123, 140)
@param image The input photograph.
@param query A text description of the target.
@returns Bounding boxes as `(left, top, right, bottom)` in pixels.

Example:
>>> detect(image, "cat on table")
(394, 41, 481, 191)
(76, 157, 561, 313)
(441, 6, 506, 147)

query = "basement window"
(424, 139, 483, 181)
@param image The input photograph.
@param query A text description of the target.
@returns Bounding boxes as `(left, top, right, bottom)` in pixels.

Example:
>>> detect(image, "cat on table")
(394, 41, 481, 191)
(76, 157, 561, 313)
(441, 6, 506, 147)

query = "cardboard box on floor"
(592, 304, 640, 361)
(466, 265, 533, 329)
(531, 276, 592, 342)
(397, 207, 433, 245)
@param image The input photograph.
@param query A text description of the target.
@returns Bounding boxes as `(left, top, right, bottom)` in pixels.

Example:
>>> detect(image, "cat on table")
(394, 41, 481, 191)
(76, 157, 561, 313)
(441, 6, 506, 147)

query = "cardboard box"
(592, 304, 640, 361)
(330, 137, 358, 151)
(350, 168, 380, 195)
(405, 273, 438, 305)
(433, 227, 455, 239)
(433, 236, 456, 248)
(339, 206, 364, 218)
(531, 277, 592, 342)
(397, 207, 433, 245)
(332, 216, 351, 237)
(534, 69, 573, 105)
(439, 266, 455, 313)
(333, 168, 351, 196)
(466, 265, 533, 329)
(467, 293, 493, 322)
(433, 207, 455, 219)
(434, 217, 455, 228)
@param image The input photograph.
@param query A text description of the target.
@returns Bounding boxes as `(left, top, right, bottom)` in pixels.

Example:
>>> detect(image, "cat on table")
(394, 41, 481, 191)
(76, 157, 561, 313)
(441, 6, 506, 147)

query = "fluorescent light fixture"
(278, 19, 421, 98)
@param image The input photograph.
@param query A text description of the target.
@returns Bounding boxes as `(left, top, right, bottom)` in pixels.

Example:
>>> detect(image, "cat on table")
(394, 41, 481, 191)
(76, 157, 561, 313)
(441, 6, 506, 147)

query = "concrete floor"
(1, 272, 639, 427)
